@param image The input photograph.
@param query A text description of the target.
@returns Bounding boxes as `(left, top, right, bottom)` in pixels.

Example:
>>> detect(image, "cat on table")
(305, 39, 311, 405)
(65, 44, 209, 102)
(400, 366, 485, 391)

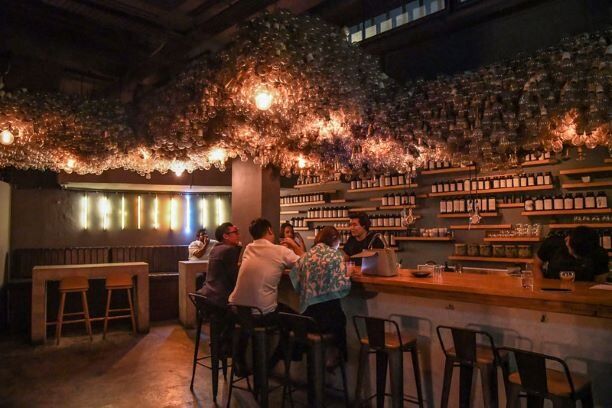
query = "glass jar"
(467, 243, 480, 257)
(493, 245, 505, 257)
(454, 243, 467, 256)
(479, 244, 492, 257)
(518, 245, 532, 258)
(505, 245, 518, 258)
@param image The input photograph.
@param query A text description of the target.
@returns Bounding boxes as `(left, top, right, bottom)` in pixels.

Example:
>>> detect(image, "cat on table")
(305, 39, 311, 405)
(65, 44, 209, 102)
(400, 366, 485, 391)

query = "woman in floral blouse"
(290, 226, 352, 365)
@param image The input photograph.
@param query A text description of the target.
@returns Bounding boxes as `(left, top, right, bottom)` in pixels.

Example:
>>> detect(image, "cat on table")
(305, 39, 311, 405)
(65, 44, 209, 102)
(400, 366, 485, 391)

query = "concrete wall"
(10, 189, 230, 249)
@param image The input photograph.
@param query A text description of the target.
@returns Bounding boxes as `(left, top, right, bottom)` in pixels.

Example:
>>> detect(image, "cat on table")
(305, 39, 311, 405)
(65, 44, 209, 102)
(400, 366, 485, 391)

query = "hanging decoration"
(0, 11, 610, 177)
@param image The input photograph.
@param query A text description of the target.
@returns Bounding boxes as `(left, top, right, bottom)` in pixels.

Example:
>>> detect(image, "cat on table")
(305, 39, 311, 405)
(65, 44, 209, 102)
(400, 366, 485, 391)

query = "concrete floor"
(0, 322, 348, 408)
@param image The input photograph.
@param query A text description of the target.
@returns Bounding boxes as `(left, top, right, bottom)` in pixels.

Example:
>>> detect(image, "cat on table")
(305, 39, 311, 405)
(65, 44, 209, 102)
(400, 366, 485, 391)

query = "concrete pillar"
(231, 159, 280, 245)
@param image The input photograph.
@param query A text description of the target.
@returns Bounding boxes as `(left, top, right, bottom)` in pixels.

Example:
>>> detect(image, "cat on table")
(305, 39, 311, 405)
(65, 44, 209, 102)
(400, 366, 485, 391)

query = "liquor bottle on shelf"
(520, 173, 528, 187)
(488, 195, 496, 211)
(585, 192, 596, 209)
(394, 193, 401, 206)
(601, 230, 611, 250)
(536, 172, 544, 185)
(596, 191, 608, 209)
(524, 197, 534, 211)
(543, 195, 553, 211)
(534, 196, 544, 211)
(564, 194, 574, 210)
(574, 193, 585, 210)
(544, 172, 552, 185)
(409, 192, 416, 206)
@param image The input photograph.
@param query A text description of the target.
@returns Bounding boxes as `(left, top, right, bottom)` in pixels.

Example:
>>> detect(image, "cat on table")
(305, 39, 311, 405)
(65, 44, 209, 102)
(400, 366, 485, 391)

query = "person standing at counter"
(188, 228, 218, 260)
(342, 212, 384, 266)
(533, 226, 609, 282)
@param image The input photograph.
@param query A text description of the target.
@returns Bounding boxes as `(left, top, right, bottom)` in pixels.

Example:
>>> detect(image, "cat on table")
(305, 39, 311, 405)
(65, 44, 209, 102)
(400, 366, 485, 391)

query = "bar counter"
(279, 269, 612, 406)
(350, 269, 612, 319)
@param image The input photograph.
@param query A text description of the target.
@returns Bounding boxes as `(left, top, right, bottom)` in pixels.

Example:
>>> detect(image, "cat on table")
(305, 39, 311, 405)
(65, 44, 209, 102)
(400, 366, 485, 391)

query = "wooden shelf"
(559, 166, 612, 176)
(348, 206, 378, 212)
(380, 205, 418, 210)
(396, 236, 454, 242)
(294, 227, 309, 231)
(420, 166, 476, 175)
(483, 237, 541, 242)
(429, 185, 553, 197)
(450, 224, 512, 230)
(371, 227, 406, 231)
(293, 181, 344, 189)
(330, 199, 347, 204)
(281, 200, 326, 207)
(605, 158, 612, 164)
(549, 223, 612, 229)
(521, 208, 611, 216)
(449, 255, 534, 264)
(369, 197, 383, 202)
(520, 159, 558, 167)
(561, 181, 612, 189)
(498, 203, 524, 208)
(280, 210, 305, 215)
(438, 212, 498, 219)
(304, 218, 349, 222)
(347, 184, 418, 194)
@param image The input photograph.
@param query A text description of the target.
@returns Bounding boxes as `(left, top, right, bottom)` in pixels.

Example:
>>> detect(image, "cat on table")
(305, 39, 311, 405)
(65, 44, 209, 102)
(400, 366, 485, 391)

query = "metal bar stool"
(103, 272, 136, 339)
(278, 312, 349, 408)
(498, 347, 593, 408)
(353, 315, 424, 408)
(55, 276, 93, 345)
(226, 304, 283, 408)
(188, 293, 228, 402)
(436, 325, 508, 408)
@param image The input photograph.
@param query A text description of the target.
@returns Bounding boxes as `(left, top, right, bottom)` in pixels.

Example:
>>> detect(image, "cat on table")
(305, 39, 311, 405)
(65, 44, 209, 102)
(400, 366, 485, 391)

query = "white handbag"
(351, 233, 399, 277)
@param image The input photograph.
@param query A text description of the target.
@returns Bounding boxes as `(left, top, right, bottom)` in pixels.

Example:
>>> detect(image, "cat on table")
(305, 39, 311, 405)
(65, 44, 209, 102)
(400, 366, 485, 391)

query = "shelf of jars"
(348, 207, 378, 212)
(281, 200, 326, 208)
(437, 212, 499, 219)
(420, 166, 476, 175)
(379, 205, 418, 210)
(294, 181, 344, 190)
(520, 159, 558, 167)
(561, 181, 612, 189)
(559, 166, 612, 176)
(395, 236, 454, 242)
(521, 208, 611, 216)
(448, 255, 534, 264)
(449, 224, 512, 230)
(347, 184, 418, 194)
(304, 218, 350, 222)
(497, 203, 524, 208)
(483, 237, 542, 242)
(549, 223, 612, 229)
(429, 184, 553, 197)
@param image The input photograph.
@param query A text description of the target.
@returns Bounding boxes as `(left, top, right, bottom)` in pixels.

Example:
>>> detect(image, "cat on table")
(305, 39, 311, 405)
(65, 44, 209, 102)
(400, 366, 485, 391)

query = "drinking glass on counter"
(559, 271, 575, 290)
(521, 270, 534, 290)
(433, 265, 443, 283)
(344, 261, 356, 276)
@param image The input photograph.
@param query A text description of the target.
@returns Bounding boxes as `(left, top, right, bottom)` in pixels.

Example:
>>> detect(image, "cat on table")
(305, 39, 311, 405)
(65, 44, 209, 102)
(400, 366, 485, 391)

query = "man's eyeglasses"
(226, 229, 239, 235)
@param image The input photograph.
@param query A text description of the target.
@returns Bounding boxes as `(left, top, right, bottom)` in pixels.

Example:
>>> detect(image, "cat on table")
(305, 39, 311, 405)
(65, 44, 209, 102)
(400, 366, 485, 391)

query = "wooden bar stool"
(353, 315, 424, 408)
(436, 325, 508, 408)
(498, 347, 593, 408)
(55, 276, 93, 345)
(278, 312, 349, 408)
(103, 272, 136, 339)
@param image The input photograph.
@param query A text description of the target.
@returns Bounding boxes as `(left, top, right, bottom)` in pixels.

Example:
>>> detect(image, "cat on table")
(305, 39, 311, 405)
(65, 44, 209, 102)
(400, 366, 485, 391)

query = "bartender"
(533, 226, 609, 282)
(342, 212, 385, 266)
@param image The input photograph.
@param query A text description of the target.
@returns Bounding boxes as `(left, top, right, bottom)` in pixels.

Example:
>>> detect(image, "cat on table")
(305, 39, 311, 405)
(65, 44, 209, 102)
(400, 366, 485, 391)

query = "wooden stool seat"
(509, 369, 591, 397)
(56, 277, 92, 345)
(105, 273, 133, 288)
(359, 331, 417, 350)
(59, 276, 89, 292)
(447, 344, 508, 364)
(103, 273, 136, 339)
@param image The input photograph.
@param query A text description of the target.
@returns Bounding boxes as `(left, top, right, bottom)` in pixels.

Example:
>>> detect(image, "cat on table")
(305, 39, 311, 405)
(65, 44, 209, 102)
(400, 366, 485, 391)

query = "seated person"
(199, 222, 242, 306)
(534, 226, 609, 282)
(342, 212, 385, 266)
(290, 226, 351, 366)
(188, 228, 218, 260)
(229, 218, 304, 315)
(280, 222, 307, 254)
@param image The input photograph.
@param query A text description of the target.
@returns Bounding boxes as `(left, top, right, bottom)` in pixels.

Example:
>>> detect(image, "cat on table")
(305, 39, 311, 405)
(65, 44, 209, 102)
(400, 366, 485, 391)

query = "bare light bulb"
(1, 129, 14, 145)
(66, 158, 76, 169)
(297, 156, 307, 169)
(208, 147, 227, 163)
(254, 89, 273, 110)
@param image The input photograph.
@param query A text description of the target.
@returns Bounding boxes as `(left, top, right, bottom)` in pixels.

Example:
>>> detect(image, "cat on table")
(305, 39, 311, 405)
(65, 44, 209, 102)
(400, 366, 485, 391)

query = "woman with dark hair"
(280, 222, 306, 253)
(534, 226, 609, 282)
(289, 226, 351, 367)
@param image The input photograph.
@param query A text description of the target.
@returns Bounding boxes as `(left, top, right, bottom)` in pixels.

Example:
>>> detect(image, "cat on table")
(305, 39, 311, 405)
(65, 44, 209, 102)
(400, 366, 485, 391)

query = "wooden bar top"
(349, 269, 612, 319)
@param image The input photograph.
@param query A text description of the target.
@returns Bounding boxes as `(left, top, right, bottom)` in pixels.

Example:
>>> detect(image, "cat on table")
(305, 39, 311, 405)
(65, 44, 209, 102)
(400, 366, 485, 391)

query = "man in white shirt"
(188, 228, 218, 260)
(229, 218, 304, 314)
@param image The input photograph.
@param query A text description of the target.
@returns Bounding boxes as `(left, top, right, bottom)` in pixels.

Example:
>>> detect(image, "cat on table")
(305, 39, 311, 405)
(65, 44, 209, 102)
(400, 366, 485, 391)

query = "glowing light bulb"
(208, 147, 226, 163)
(254, 89, 273, 110)
(297, 155, 307, 169)
(0, 129, 14, 145)
(66, 158, 76, 169)
(171, 161, 185, 176)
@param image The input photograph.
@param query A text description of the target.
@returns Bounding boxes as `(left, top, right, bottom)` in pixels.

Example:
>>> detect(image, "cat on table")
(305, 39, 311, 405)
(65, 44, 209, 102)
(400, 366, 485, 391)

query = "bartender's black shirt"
(537, 235, 608, 281)
(343, 231, 385, 266)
